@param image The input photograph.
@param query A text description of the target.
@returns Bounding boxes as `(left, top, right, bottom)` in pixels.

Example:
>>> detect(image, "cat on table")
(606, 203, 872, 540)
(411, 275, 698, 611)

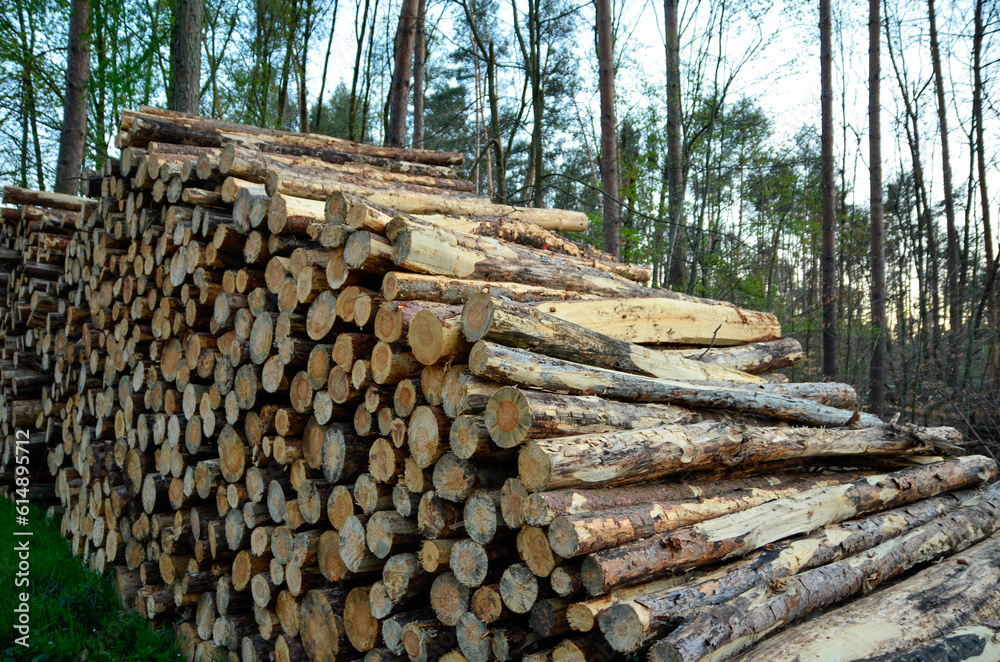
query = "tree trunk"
(411, 0, 426, 149)
(730, 530, 1000, 662)
(596, 0, 620, 258)
(470, 342, 884, 427)
(664, 0, 685, 289)
(54, 0, 92, 195)
(973, 0, 996, 361)
(170, 0, 204, 114)
(650, 482, 1000, 662)
(598, 490, 976, 651)
(519, 420, 959, 492)
(460, 294, 764, 383)
(579, 456, 996, 595)
(928, 0, 961, 389)
(869, 0, 886, 417)
(314, 0, 339, 130)
(387, 0, 418, 147)
(820, 0, 839, 380)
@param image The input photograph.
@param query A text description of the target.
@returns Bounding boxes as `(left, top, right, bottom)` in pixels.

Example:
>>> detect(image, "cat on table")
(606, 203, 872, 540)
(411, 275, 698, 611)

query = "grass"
(0, 497, 185, 662)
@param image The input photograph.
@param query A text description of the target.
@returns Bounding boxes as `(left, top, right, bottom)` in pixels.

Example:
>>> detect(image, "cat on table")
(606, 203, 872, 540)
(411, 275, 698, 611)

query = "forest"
(0, 0, 997, 447)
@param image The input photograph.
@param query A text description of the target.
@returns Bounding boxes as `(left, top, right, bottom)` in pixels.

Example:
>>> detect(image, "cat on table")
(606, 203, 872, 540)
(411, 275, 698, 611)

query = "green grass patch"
(1, 498, 184, 661)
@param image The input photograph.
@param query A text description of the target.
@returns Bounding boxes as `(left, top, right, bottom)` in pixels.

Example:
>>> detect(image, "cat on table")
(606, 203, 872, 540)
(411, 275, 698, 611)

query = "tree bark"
(578, 456, 995, 595)
(869, 0, 886, 417)
(597, 490, 977, 651)
(650, 482, 1000, 662)
(519, 420, 958, 492)
(387, 0, 418, 147)
(54, 0, 92, 195)
(170, 0, 203, 114)
(596, 0, 620, 258)
(728, 530, 1000, 662)
(820, 0, 839, 380)
(470, 341, 884, 427)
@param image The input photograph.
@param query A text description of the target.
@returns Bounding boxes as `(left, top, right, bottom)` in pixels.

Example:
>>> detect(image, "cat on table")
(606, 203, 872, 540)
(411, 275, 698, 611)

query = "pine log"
(667, 338, 803, 374)
(266, 169, 588, 231)
(460, 293, 762, 383)
(484, 387, 739, 449)
(471, 341, 884, 428)
(546, 470, 870, 558)
(852, 622, 1000, 662)
(526, 297, 781, 346)
(579, 456, 996, 595)
(388, 218, 711, 298)
(650, 481, 1000, 662)
(519, 421, 956, 492)
(381, 272, 597, 305)
(724, 531, 1000, 662)
(523, 471, 866, 527)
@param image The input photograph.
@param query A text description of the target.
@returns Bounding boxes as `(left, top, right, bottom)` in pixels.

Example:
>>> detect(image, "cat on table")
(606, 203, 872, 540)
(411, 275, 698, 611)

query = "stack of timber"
(2, 106, 998, 662)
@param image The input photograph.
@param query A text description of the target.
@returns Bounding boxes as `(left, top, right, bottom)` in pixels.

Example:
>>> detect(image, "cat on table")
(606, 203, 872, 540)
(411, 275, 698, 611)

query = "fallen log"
(470, 341, 883, 428)
(460, 293, 763, 383)
(579, 456, 996, 595)
(597, 489, 978, 651)
(517, 421, 954, 492)
(726, 531, 1000, 662)
(650, 481, 1000, 662)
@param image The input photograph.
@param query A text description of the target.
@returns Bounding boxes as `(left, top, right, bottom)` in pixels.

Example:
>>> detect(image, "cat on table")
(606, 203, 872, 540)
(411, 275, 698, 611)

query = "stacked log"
(1, 106, 997, 662)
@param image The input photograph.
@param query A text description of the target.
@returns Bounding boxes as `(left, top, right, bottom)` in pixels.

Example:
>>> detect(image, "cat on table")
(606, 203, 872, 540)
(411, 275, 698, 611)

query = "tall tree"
(54, 0, 92, 194)
(387, 0, 418, 147)
(927, 0, 960, 388)
(411, 0, 426, 148)
(314, 0, 340, 130)
(596, 0, 620, 258)
(820, 0, 839, 380)
(973, 0, 995, 343)
(170, 0, 204, 113)
(664, 0, 685, 288)
(869, 0, 886, 416)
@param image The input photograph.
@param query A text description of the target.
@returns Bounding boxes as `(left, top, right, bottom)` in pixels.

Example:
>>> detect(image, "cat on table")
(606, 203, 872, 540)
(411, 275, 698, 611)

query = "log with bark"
(579, 456, 996, 595)
(470, 341, 884, 428)
(725, 531, 1000, 662)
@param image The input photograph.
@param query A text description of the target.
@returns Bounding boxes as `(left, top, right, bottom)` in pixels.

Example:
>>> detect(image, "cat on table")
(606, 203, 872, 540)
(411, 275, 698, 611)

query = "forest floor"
(0, 498, 184, 661)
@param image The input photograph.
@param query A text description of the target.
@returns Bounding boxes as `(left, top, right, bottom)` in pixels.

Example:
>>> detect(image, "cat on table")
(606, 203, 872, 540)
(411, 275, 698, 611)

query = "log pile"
(2, 106, 998, 662)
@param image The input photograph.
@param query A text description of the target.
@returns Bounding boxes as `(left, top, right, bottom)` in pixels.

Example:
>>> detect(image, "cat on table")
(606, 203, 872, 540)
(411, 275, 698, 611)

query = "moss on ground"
(1, 498, 184, 661)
